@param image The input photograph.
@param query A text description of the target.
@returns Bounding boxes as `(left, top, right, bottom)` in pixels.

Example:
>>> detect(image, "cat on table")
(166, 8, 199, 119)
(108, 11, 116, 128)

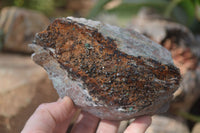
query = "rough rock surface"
(30, 17, 181, 120)
(0, 54, 58, 133)
(0, 7, 50, 53)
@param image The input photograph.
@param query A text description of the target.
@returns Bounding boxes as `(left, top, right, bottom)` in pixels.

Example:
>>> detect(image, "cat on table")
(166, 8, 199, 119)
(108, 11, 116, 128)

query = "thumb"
(21, 96, 76, 133)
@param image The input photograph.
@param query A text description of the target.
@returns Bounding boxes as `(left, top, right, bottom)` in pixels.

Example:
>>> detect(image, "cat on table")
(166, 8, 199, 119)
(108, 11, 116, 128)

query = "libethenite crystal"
(30, 17, 181, 120)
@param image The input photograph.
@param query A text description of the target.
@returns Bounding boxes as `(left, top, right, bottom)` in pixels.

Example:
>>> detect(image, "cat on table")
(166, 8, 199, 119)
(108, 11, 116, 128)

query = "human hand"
(21, 97, 151, 133)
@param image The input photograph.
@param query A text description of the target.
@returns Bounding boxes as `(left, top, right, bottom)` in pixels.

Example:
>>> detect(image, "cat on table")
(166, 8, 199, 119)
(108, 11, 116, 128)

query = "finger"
(71, 111, 100, 133)
(124, 116, 152, 133)
(96, 120, 120, 133)
(21, 96, 76, 133)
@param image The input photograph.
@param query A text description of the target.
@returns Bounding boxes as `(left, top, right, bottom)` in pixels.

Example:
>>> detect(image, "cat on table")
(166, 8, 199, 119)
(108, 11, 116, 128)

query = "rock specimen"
(30, 17, 181, 120)
(0, 7, 50, 53)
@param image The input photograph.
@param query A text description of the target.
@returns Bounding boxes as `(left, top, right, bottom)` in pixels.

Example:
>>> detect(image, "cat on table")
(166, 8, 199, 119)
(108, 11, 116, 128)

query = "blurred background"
(0, 0, 200, 133)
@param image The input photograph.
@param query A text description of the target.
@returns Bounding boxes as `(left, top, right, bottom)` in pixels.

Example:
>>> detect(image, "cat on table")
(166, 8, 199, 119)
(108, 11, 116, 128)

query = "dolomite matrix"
(30, 17, 181, 120)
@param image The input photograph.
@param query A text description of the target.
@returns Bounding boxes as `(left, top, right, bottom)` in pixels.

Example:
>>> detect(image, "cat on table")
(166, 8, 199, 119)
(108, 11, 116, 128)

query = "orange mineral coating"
(35, 18, 181, 112)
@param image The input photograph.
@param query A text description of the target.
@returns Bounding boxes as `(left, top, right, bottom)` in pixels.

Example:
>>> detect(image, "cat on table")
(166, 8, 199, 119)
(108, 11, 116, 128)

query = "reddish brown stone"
(30, 17, 181, 120)
(0, 7, 50, 53)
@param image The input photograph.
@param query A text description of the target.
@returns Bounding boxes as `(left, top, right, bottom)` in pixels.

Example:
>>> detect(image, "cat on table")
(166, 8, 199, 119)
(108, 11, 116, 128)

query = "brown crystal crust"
(34, 18, 181, 112)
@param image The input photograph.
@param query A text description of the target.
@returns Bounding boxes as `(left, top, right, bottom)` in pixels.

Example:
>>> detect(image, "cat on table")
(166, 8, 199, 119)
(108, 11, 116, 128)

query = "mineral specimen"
(30, 17, 181, 120)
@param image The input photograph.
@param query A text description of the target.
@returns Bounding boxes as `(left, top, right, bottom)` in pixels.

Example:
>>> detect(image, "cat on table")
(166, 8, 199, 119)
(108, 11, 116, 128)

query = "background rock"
(66, 0, 96, 16)
(146, 115, 190, 133)
(129, 8, 196, 47)
(192, 122, 200, 133)
(0, 7, 50, 53)
(129, 8, 200, 113)
(0, 54, 58, 133)
(171, 68, 200, 112)
(129, 8, 198, 74)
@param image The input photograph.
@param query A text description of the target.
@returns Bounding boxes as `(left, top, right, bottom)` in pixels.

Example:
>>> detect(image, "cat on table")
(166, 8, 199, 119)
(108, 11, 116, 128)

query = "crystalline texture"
(30, 17, 181, 120)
